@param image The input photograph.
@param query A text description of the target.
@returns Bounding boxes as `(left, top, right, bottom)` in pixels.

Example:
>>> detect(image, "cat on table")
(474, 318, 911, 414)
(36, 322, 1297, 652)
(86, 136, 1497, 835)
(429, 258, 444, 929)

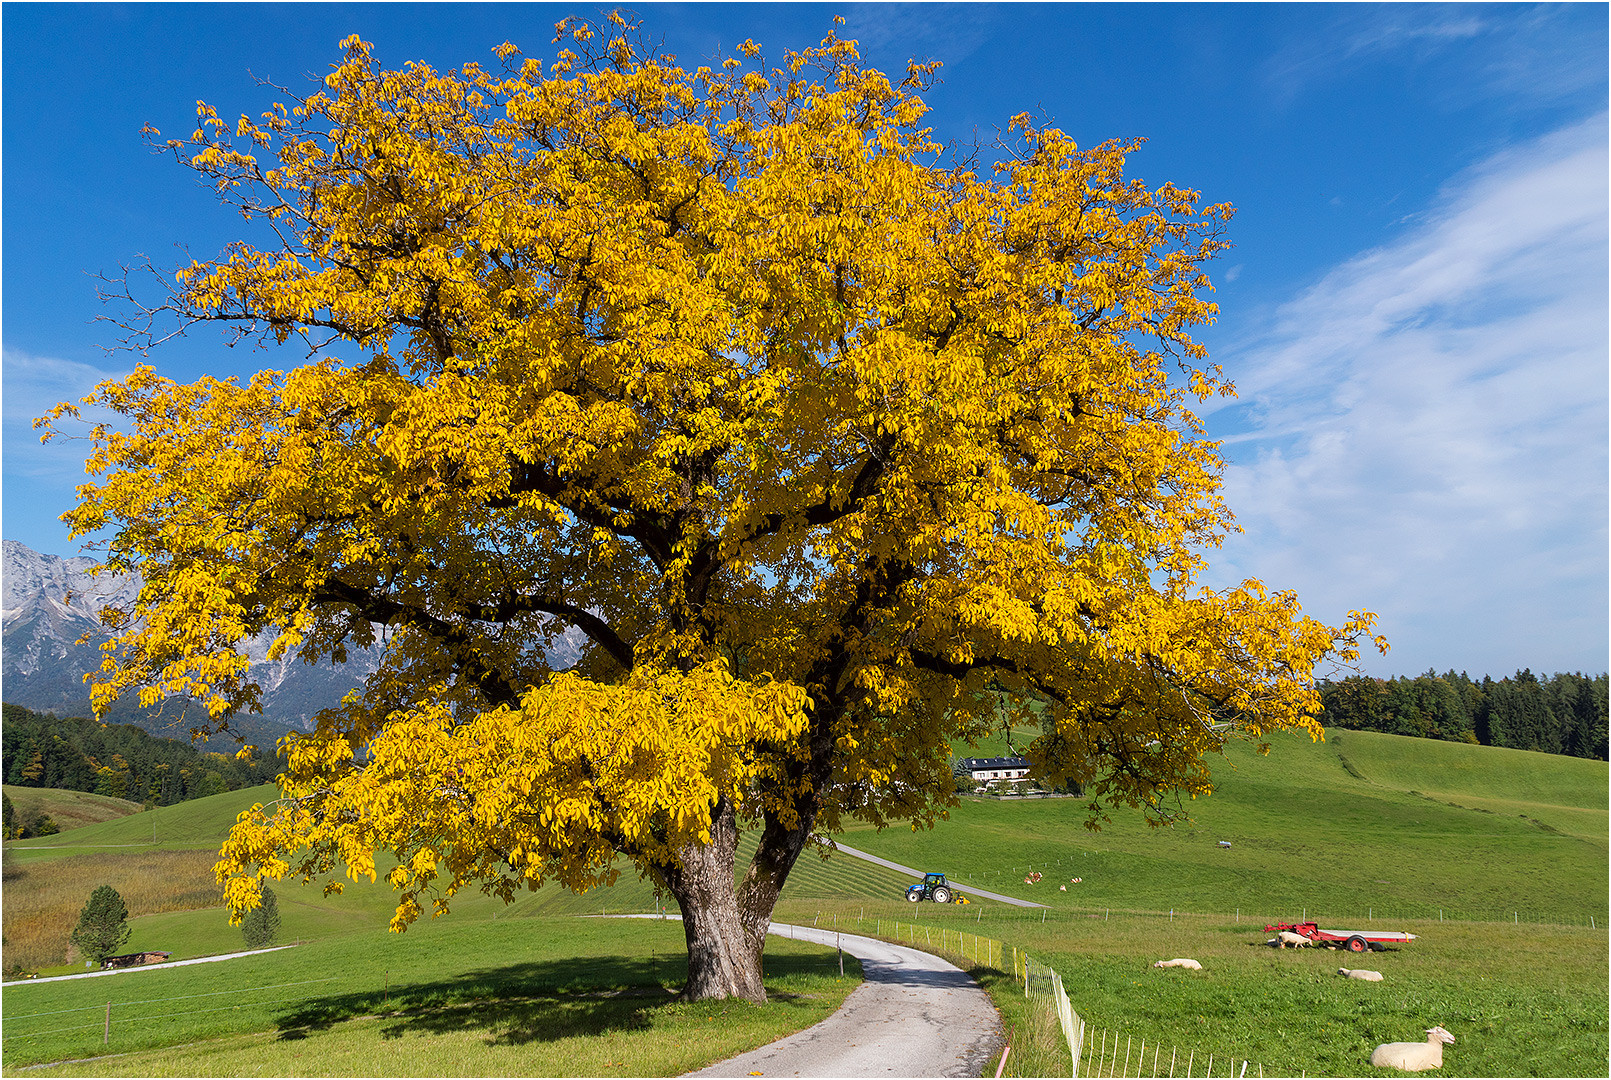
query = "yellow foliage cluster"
(219, 660, 807, 926)
(43, 20, 1383, 930)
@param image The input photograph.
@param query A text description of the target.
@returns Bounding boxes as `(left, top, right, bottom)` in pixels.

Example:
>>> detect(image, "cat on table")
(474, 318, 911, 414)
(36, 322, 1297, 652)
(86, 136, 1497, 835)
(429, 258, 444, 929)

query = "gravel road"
(682, 922, 1003, 1078)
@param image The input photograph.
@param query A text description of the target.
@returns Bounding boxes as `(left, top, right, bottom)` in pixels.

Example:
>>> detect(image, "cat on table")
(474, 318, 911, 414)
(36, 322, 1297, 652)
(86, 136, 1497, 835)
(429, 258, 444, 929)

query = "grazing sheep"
(1370, 1027, 1454, 1071)
(1152, 958, 1202, 970)
(1059, 884, 1067, 891)
(1338, 967, 1383, 981)
(1277, 930, 1312, 948)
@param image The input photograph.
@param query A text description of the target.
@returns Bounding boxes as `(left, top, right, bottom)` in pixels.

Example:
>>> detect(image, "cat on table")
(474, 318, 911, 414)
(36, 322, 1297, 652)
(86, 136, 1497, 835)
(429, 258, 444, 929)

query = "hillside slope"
(2, 786, 142, 834)
(840, 728, 1607, 925)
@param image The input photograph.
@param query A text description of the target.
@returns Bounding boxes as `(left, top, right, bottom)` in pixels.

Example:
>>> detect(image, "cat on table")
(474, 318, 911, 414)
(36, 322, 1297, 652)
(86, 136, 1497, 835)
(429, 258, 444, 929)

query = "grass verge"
(2, 915, 861, 1077)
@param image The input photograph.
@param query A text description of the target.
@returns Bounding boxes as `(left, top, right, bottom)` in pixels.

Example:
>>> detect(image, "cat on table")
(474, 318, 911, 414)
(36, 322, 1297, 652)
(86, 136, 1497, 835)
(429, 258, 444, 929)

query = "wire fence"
(1019, 949, 1292, 1079)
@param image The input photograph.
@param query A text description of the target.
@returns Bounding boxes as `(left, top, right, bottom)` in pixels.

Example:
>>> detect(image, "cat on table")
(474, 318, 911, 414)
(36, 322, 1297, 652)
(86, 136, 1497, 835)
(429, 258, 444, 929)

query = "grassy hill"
(3, 784, 277, 865)
(9, 728, 1602, 929)
(839, 728, 1607, 926)
(2, 786, 142, 834)
(2, 782, 915, 973)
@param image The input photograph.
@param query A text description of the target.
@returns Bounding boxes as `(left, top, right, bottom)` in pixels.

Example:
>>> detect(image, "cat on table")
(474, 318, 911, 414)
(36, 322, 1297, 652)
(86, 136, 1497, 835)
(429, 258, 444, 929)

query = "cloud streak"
(1263, 6, 1605, 111)
(2, 348, 129, 485)
(1205, 115, 1609, 678)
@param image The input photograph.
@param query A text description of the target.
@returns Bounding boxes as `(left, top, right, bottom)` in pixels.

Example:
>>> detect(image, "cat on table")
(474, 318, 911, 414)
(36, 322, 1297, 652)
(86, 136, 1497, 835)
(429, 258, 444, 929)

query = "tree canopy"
(43, 19, 1382, 1000)
(71, 885, 132, 964)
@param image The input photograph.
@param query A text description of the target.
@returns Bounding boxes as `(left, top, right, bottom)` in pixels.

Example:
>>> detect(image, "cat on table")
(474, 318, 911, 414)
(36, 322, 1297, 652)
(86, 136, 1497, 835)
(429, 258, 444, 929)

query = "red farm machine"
(1264, 921, 1417, 953)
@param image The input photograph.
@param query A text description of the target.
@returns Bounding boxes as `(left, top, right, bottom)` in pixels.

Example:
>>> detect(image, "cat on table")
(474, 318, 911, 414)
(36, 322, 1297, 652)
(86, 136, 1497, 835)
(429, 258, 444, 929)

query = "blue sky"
(3, 3, 1606, 679)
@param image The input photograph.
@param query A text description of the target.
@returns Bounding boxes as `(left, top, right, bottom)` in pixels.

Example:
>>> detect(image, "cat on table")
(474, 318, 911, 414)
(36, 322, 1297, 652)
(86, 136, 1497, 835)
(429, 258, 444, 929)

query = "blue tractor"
(905, 871, 959, 904)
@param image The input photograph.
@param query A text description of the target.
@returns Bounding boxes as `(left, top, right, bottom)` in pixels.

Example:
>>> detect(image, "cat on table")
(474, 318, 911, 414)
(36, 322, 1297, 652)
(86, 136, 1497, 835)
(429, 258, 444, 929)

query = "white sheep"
(1277, 930, 1311, 948)
(1369, 1027, 1454, 1071)
(1151, 958, 1202, 970)
(1338, 967, 1383, 981)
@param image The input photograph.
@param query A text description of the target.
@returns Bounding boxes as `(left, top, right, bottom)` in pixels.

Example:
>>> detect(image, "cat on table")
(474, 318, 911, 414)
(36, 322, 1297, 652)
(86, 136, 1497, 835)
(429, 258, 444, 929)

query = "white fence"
(860, 915, 1287, 1078)
(1018, 950, 1086, 1076)
(1014, 945, 1277, 1078)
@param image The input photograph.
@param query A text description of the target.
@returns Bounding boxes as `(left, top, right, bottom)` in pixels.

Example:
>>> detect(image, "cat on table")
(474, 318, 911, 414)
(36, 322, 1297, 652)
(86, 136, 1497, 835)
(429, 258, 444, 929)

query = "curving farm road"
(828, 842, 1047, 909)
(668, 920, 1003, 1078)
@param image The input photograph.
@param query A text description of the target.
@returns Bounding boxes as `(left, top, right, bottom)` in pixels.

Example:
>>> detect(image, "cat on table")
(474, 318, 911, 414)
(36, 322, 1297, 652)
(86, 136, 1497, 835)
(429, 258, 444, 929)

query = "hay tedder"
(1265, 921, 1417, 952)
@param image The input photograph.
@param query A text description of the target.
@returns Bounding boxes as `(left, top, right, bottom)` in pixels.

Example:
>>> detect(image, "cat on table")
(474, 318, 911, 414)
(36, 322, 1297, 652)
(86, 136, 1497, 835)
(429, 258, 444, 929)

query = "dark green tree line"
(1, 703, 277, 806)
(1318, 670, 1608, 760)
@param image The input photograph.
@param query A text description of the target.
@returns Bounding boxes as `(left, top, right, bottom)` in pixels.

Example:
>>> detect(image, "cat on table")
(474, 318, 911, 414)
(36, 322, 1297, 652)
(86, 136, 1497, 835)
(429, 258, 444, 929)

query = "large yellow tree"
(45, 20, 1382, 1001)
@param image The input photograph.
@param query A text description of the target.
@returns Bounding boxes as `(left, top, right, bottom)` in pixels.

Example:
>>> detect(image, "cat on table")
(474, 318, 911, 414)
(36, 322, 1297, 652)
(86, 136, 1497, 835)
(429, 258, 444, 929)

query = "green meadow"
(2, 787, 144, 835)
(2, 916, 861, 1077)
(3, 726, 1606, 1076)
(838, 728, 1608, 927)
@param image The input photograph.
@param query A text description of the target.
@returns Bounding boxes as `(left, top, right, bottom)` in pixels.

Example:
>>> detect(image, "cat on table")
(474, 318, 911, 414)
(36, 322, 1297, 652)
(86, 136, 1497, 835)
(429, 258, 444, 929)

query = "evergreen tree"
(240, 884, 281, 948)
(71, 885, 132, 963)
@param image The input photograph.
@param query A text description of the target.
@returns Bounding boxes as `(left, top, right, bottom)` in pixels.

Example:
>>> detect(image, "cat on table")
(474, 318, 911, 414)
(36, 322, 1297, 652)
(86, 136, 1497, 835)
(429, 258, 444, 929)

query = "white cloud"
(839, 3, 997, 67)
(2, 348, 130, 484)
(1263, 6, 1604, 111)
(1204, 115, 1609, 678)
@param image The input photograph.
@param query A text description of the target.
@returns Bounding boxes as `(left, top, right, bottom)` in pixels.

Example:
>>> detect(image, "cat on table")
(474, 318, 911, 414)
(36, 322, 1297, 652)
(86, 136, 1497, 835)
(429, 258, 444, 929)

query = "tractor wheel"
(1345, 935, 1369, 953)
(907, 889, 922, 902)
(932, 887, 952, 904)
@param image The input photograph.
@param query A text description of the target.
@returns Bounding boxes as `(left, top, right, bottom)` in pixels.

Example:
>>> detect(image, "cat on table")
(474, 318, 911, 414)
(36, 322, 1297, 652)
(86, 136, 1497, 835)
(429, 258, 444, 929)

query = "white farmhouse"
(956, 756, 1033, 786)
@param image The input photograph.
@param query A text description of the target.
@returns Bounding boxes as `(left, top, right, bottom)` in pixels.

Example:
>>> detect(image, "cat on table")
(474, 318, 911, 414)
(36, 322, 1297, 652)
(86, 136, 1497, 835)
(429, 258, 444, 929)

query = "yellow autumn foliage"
(43, 21, 1383, 944)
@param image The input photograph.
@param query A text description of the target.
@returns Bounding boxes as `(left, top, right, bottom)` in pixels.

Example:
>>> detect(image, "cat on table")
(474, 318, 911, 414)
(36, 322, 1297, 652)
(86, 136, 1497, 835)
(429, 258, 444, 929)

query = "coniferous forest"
(1, 703, 278, 807)
(1317, 670, 1608, 760)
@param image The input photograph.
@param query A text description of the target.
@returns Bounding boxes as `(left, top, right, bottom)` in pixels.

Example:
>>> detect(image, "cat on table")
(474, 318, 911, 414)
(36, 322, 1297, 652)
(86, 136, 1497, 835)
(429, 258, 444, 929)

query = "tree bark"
(663, 798, 768, 1003)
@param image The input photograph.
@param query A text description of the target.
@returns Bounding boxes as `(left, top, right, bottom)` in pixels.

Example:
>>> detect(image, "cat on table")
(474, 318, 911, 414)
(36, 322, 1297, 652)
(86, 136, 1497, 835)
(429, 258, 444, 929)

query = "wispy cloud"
(3, 349, 129, 484)
(1205, 116, 1609, 677)
(1263, 5, 1604, 111)
(839, 2, 998, 68)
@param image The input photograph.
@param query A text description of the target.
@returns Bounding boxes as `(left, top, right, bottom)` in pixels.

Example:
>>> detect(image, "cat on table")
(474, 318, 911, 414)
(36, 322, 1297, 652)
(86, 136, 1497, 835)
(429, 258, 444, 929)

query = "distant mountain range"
(2, 539, 379, 750)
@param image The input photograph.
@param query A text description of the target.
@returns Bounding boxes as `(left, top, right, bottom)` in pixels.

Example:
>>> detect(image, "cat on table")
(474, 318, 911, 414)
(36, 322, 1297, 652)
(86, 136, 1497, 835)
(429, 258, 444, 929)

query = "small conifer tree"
(240, 884, 281, 948)
(71, 885, 131, 963)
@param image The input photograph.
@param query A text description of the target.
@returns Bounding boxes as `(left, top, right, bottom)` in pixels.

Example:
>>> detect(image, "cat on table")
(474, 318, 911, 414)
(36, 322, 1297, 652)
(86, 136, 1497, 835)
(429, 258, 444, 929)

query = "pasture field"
(1, 787, 142, 834)
(2, 850, 223, 974)
(3, 782, 914, 974)
(1, 915, 861, 1076)
(4, 726, 1605, 1075)
(771, 898, 1609, 1078)
(3, 785, 277, 865)
(843, 729, 1608, 926)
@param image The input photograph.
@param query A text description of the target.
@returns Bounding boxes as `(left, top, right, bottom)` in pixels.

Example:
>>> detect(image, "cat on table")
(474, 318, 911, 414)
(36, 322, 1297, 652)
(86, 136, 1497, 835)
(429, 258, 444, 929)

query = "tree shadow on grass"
(272, 952, 830, 1047)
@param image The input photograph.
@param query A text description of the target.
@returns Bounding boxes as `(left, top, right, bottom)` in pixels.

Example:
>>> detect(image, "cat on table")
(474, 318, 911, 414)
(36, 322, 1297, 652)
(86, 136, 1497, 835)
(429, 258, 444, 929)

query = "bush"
(70, 884, 131, 963)
(241, 884, 281, 948)
(24, 811, 60, 838)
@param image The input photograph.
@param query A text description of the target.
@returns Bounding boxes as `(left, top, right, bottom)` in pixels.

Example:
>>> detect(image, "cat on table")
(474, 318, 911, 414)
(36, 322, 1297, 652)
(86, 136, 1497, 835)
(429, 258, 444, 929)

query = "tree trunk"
(663, 798, 768, 1003)
(661, 736, 831, 1003)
